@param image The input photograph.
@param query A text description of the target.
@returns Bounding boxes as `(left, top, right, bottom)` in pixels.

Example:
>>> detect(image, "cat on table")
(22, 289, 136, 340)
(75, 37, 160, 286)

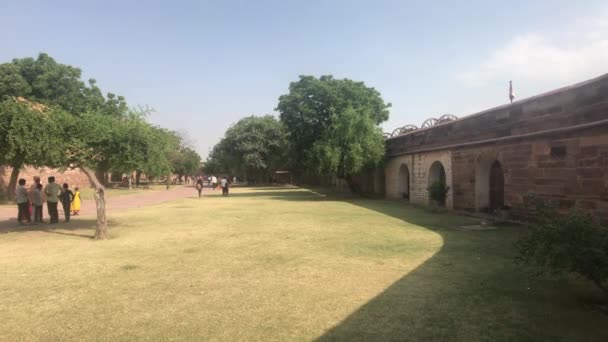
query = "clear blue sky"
(2, 0, 607, 157)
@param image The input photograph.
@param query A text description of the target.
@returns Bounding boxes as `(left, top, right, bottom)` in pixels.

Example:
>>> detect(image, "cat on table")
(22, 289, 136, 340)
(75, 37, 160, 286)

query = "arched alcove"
(428, 161, 447, 206)
(475, 158, 505, 212)
(428, 161, 446, 186)
(398, 164, 410, 200)
(489, 161, 505, 211)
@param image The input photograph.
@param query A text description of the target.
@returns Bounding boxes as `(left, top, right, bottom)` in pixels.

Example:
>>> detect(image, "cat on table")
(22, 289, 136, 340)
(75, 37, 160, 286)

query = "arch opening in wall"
(428, 161, 447, 206)
(489, 161, 505, 211)
(398, 164, 410, 200)
(475, 158, 505, 212)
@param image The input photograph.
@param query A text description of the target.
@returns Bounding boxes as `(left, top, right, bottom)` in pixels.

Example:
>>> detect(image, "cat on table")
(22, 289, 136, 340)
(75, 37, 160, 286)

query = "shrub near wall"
(516, 199, 608, 300)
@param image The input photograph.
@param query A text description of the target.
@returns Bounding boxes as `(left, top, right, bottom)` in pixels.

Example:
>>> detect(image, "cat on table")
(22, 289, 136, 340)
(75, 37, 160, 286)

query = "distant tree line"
(205, 75, 391, 189)
(0, 53, 201, 239)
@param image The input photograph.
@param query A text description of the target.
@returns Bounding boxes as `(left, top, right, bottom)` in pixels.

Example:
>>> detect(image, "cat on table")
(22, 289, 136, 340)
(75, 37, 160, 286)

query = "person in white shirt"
(220, 177, 229, 196)
(15, 178, 31, 225)
(211, 175, 218, 190)
(31, 183, 44, 223)
(44, 176, 62, 224)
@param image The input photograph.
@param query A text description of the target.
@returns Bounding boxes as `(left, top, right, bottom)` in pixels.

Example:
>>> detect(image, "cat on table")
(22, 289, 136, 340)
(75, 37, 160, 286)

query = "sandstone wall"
(0, 166, 92, 196)
(451, 126, 608, 221)
(295, 168, 385, 195)
(386, 73, 608, 157)
(385, 151, 453, 208)
(384, 73, 608, 221)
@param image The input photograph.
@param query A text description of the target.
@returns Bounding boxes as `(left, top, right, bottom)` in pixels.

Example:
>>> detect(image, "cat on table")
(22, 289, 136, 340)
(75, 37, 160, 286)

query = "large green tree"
(0, 53, 128, 117)
(104, 111, 178, 186)
(276, 75, 390, 189)
(0, 53, 130, 187)
(50, 108, 176, 239)
(206, 115, 286, 183)
(0, 99, 64, 200)
(170, 147, 202, 181)
(0, 53, 177, 239)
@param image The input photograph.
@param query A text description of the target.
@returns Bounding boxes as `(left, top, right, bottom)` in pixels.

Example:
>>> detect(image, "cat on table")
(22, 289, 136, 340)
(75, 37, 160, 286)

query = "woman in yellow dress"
(71, 187, 82, 215)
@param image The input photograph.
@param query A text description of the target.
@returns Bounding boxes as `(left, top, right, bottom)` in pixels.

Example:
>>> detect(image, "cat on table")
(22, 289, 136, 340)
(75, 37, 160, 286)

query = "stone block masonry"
(0, 166, 92, 196)
(384, 73, 608, 223)
(386, 151, 453, 209)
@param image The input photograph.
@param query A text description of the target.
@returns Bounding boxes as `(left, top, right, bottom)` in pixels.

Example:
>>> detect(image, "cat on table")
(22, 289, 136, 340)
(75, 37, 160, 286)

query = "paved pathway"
(0, 185, 202, 222)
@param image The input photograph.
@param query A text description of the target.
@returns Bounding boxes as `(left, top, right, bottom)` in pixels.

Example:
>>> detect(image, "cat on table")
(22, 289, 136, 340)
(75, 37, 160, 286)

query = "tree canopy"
(0, 53, 127, 117)
(0, 99, 64, 200)
(276, 75, 390, 183)
(0, 53, 201, 239)
(206, 115, 286, 182)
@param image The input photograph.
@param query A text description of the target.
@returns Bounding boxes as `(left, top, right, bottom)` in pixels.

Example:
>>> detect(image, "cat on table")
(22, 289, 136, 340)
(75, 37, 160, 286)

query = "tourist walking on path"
(60, 183, 75, 223)
(71, 187, 81, 216)
(196, 178, 204, 198)
(32, 183, 44, 223)
(221, 177, 229, 196)
(16, 179, 31, 225)
(211, 175, 218, 190)
(44, 176, 62, 224)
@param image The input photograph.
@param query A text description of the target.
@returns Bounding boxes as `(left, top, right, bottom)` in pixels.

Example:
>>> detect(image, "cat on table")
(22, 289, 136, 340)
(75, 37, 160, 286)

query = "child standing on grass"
(32, 183, 44, 224)
(71, 187, 81, 215)
(60, 183, 74, 223)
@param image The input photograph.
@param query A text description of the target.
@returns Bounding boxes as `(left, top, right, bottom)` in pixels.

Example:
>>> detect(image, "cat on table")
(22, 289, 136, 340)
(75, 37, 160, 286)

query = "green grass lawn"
(0, 185, 166, 206)
(77, 184, 167, 200)
(0, 187, 606, 341)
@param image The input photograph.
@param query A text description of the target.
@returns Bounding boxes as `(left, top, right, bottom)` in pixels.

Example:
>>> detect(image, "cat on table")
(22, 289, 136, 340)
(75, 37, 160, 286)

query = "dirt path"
(0, 185, 202, 222)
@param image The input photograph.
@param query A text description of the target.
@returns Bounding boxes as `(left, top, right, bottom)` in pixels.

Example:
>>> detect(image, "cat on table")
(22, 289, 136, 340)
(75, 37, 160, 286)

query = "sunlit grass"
(0, 184, 166, 206)
(0, 187, 606, 341)
(77, 184, 167, 200)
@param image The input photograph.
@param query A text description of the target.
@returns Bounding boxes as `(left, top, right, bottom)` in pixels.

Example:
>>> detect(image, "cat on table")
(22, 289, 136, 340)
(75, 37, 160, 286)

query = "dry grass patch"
(0, 187, 606, 341)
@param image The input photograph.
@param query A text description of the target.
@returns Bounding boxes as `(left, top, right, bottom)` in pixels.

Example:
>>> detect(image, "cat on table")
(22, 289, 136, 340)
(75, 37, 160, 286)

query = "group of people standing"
(193, 175, 232, 198)
(209, 175, 231, 196)
(15, 176, 82, 225)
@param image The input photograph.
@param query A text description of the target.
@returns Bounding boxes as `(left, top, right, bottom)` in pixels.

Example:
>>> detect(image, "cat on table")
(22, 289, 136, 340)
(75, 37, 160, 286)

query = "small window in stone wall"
(550, 146, 567, 158)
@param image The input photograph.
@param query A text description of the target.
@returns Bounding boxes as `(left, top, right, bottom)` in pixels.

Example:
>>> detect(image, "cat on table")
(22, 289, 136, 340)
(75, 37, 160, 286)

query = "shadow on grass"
(0, 217, 112, 239)
(217, 190, 325, 199)
(240, 187, 608, 341)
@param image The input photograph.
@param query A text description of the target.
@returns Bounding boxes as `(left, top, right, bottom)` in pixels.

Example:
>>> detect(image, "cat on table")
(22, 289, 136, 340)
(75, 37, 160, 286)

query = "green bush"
(427, 181, 449, 205)
(516, 199, 608, 298)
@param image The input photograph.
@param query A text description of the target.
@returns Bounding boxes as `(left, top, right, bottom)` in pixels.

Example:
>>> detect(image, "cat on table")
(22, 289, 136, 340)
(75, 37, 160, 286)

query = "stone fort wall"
(385, 151, 453, 208)
(0, 166, 92, 197)
(384, 73, 608, 222)
(386, 73, 608, 156)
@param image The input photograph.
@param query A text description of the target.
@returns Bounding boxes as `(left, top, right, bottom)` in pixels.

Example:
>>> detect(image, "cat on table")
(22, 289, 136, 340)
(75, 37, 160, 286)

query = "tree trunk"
(95, 164, 109, 187)
(135, 170, 142, 188)
(345, 174, 359, 193)
(81, 167, 108, 240)
(166, 173, 170, 190)
(7, 163, 22, 202)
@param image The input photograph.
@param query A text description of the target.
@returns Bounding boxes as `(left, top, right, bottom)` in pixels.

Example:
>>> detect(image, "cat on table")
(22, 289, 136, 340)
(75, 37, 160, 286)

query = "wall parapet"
(387, 73, 608, 157)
